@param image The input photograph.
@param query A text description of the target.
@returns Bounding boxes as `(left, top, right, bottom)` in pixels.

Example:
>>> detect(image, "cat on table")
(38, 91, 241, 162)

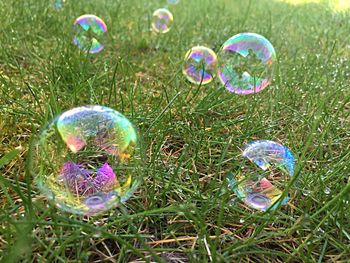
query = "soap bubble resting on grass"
(183, 46, 217, 85)
(152, 8, 173, 34)
(218, 33, 276, 95)
(73, 15, 107, 54)
(227, 140, 295, 211)
(33, 106, 140, 215)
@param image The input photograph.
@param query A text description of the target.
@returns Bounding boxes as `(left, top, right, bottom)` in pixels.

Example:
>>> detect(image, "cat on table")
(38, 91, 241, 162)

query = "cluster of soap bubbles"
(183, 33, 276, 95)
(38, 0, 298, 216)
(33, 106, 140, 215)
(69, 5, 176, 53)
(180, 30, 294, 211)
(41, 0, 181, 216)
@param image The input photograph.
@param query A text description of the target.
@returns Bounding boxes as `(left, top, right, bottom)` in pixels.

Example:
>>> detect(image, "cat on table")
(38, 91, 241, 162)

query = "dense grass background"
(0, 0, 349, 262)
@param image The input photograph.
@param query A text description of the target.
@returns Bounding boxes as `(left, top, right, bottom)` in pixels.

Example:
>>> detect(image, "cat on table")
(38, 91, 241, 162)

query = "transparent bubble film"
(73, 15, 107, 54)
(183, 46, 217, 85)
(227, 140, 295, 211)
(152, 8, 173, 34)
(34, 106, 140, 215)
(218, 33, 276, 95)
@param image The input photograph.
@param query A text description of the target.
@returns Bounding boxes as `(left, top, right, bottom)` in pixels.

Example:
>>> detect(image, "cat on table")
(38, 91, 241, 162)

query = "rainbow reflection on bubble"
(183, 46, 217, 85)
(218, 33, 276, 95)
(73, 15, 107, 54)
(227, 140, 295, 211)
(33, 106, 140, 215)
(152, 8, 173, 34)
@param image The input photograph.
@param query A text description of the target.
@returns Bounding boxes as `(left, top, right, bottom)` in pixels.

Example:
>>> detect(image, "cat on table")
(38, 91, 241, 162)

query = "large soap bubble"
(183, 46, 217, 85)
(227, 140, 295, 211)
(73, 14, 107, 54)
(218, 33, 276, 95)
(152, 8, 173, 34)
(33, 106, 140, 215)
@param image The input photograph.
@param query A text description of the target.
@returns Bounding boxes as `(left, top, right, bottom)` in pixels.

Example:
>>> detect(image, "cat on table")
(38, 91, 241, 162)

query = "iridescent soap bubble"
(227, 140, 295, 211)
(218, 33, 276, 95)
(73, 15, 107, 54)
(167, 0, 180, 4)
(183, 46, 217, 85)
(152, 8, 173, 34)
(33, 106, 140, 215)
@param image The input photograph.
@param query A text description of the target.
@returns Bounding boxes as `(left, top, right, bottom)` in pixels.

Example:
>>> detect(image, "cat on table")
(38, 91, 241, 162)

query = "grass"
(0, 0, 350, 261)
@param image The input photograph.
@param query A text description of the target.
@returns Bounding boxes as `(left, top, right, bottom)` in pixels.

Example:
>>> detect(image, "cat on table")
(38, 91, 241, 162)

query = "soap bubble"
(168, 0, 180, 4)
(183, 46, 217, 85)
(227, 140, 295, 211)
(73, 15, 107, 54)
(53, 0, 65, 10)
(218, 33, 276, 95)
(152, 8, 173, 34)
(324, 187, 331, 195)
(33, 106, 140, 215)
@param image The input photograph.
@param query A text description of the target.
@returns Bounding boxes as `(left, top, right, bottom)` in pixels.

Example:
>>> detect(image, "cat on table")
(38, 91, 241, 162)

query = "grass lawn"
(0, 0, 349, 261)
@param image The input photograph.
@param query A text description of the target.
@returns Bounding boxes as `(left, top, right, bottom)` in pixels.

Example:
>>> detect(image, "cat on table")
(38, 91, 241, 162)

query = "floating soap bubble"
(152, 8, 173, 34)
(167, 0, 180, 4)
(183, 46, 217, 85)
(33, 106, 140, 215)
(53, 0, 65, 10)
(73, 15, 107, 54)
(218, 33, 276, 95)
(227, 140, 295, 211)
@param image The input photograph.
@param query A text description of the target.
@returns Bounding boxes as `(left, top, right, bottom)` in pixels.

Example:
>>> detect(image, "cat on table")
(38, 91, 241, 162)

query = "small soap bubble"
(53, 0, 65, 10)
(73, 15, 107, 54)
(183, 46, 217, 85)
(324, 187, 331, 195)
(218, 33, 276, 95)
(32, 106, 140, 216)
(168, 0, 180, 4)
(227, 140, 295, 211)
(152, 8, 173, 34)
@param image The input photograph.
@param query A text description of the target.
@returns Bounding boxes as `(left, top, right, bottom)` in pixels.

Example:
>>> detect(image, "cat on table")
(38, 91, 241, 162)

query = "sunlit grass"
(279, 0, 350, 11)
